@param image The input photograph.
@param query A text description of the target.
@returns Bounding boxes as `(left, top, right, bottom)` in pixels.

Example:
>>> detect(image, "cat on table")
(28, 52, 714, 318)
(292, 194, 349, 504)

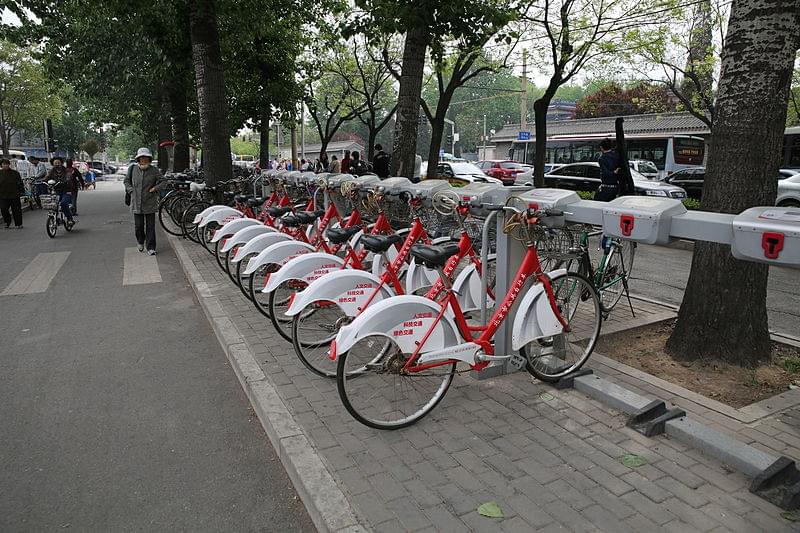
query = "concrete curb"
(572, 372, 799, 509)
(168, 234, 366, 533)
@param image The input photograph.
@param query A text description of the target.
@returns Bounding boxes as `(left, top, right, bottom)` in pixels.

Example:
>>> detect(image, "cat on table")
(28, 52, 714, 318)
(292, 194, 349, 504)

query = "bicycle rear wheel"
(337, 335, 456, 429)
(520, 271, 601, 382)
(236, 252, 259, 299)
(249, 263, 278, 318)
(181, 200, 209, 242)
(291, 301, 349, 378)
(159, 194, 186, 236)
(200, 222, 219, 254)
(597, 240, 635, 312)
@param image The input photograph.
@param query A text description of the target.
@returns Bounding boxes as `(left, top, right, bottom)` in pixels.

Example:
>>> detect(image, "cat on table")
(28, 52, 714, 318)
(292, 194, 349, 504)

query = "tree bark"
(532, 83, 558, 188)
(259, 110, 270, 167)
(290, 124, 298, 171)
(168, 81, 191, 172)
(426, 116, 446, 179)
(155, 88, 171, 174)
(391, 27, 427, 178)
(187, 0, 232, 186)
(666, 0, 799, 366)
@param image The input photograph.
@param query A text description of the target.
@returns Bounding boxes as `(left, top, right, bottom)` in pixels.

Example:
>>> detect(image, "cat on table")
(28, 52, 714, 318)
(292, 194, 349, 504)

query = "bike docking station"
(479, 187, 800, 509)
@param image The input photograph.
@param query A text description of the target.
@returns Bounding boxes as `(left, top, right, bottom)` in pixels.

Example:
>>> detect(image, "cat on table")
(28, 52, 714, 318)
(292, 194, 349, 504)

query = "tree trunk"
(259, 111, 270, 167)
(168, 81, 191, 172)
(666, 0, 799, 366)
(391, 27, 427, 178)
(533, 84, 561, 188)
(156, 89, 171, 174)
(187, 0, 232, 186)
(290, 124, 298, 171)
(426, 117, 446, 180)
(366, 127, 377, 164)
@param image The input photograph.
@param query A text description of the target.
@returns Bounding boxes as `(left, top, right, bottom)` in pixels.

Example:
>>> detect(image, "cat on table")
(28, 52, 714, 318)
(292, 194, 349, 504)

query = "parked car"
(89, 160, 117, 175)
(514, 164, 563, 186)
(664, 167, 704, 199)
(435, 162, 504, 186)
(476, 160, 526, 185)
(544, 162, 687, 198)
(233, 154, 257, 169)
(628, 159, 659, 180)
(666, 166, 800, 206)
(777, 174, 800, 207)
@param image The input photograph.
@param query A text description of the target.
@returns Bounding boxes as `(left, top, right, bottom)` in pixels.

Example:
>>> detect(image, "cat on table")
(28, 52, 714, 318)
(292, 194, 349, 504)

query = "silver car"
(778, 172, 800, 207)
(542, 162, 687, 198)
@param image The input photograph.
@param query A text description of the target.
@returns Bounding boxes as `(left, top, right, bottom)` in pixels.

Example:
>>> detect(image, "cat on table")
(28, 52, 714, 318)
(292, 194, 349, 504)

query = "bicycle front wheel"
(520, 271, 601, 382)
(337, 334, 456, 430)
(46, 214, 57, 238)
(268, 280, 307, 343)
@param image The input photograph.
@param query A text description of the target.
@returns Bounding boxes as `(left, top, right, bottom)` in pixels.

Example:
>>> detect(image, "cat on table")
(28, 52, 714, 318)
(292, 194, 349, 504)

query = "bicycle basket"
(40, 194, 59, 210)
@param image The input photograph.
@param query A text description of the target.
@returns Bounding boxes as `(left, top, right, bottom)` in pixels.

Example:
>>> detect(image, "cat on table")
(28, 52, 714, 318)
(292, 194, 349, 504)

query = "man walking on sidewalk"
(0, 158, 25, 229)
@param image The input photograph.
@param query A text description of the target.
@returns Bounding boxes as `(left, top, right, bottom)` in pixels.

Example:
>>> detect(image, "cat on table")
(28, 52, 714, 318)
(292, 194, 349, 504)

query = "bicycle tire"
(268, 281, 306, 343)
(291, 302, 349, 378)
(248, 263, 278, 318)
(225, 243, 242, 283)
(336, 334, 456, 430)
(201, 222, 219, 254)
(181, 200, 209, 242)
(520, 270, 602, 382)
(158, 195, 181, 235)
(236, 252, 258, 299)
(214, 238, 228, 270)
(46, 214, 57, 238)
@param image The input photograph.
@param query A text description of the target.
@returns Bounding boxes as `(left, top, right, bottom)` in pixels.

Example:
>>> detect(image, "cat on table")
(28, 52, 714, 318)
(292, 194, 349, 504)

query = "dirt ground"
(595, 319, 800, 408)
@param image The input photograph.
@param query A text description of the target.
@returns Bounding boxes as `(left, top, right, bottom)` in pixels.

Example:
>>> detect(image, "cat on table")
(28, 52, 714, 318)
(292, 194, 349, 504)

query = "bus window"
(526, 143, 536, 164)
(627, 139, 667, 169)
(673, 137, 705, 166)
(786, 135, 800, 167)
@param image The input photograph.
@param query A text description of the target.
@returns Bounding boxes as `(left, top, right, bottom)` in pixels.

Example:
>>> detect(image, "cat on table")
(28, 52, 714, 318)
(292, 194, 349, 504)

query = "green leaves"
(477, 502, 504, 518)
(620, 453, 647, 468)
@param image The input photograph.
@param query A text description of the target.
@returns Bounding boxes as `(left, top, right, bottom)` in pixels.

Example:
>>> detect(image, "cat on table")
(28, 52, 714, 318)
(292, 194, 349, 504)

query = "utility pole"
(300, 105, 305, 161)
(520, 49, 528, 129)
(482, 114, 487, 160)
(290, 123, 298, 171)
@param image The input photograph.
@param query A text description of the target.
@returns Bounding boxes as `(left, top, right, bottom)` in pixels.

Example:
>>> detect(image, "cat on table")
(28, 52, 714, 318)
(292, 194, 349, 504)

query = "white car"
(514, 163, 563, 186)
(628, 159, 659, 180)
(543, 162, 687, 198)
(435, 161, 504, 186)
(777, 172, 800, 207)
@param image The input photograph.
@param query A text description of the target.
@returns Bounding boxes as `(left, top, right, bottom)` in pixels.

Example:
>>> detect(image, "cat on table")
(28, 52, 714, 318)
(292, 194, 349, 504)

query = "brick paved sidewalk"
(180, 240, 797, 532)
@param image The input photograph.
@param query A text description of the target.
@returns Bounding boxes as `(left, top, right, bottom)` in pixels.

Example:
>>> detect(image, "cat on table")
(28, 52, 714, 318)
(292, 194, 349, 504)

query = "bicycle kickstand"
(621, 276, 636, 318)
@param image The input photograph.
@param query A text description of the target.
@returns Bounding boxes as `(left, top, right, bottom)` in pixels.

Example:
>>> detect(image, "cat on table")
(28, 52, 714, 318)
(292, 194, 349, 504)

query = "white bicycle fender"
(242, 240, 315, 276)
(221, 225, 276, 253)
(199, 206, 241, 228)
(452, 254, 497, 313)
(334, 295, 459, 356)
(262, 253, 345, 293)
(286, 269, 394, 318)
(210, 218, 261, 243)
(511, 269, 567, 351)
(194, 205, 227, 225)
(405, 258, 438, 294)
(232, 232, 292, 263)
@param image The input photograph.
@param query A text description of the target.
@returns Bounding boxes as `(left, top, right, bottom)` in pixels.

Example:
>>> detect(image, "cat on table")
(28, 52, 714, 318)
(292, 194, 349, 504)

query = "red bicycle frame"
(403, 242, 570, 374)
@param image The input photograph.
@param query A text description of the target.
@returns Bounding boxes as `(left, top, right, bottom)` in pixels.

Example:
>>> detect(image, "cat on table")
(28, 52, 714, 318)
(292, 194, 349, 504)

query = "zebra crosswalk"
(1, 248, 163, 295)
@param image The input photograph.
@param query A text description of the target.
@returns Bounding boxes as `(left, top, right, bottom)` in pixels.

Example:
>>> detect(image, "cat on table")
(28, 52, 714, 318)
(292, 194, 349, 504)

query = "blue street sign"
(439, 149, 445, 156)
(518, 131, 531, 141)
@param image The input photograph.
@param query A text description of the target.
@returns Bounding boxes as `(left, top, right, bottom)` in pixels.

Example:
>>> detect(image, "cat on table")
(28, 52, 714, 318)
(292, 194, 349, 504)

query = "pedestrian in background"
(372, 144, 390, 179)
(46, 156, 78, 227)
(413, 154, 422, 183)
(65, 159, 85, 215)
(124, 148, 163, 255)
(329, 155, 341, 173)
(317, 152, 329, 173)
(341, 150, 351, 174)
(27, 155, 48, 208)
(0, 158, 25, 229)
(85, 167, 97, 189)
(349, 151, 368, 176)
(595, 139, 621, 202)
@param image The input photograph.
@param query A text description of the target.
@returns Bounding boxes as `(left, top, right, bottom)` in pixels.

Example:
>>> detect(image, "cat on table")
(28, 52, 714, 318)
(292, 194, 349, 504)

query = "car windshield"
(637, 161, 658, 173)
(451, 163, 484, 175)
(500, 162, 524, 169)
(779, 170, 799, 180)
(630, 168, 650, 181)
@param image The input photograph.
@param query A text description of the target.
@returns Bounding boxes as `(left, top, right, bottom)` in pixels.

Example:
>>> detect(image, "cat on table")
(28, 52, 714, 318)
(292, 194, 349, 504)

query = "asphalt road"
(0, 181, 314, 532)
(628, 242, 800, 337)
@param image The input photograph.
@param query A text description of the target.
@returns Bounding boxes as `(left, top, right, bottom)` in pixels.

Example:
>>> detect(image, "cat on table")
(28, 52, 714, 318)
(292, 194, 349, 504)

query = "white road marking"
(122, 247, 162, 285)
(1, 252, 71, 295)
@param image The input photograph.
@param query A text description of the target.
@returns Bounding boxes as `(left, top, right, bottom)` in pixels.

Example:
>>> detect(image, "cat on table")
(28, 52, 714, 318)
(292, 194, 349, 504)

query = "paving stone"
(368, 472, 409, 502)
(504, 493, 555, 527)
(619, 470, 672, 503)
(585, 486, 637, 519)
(699, 502, 758, 533)
(544, 478, 594, 510)
(579, 503, 636, 533)
(583, 465, 634, 496)
(625, 512, 670, 533)
(385, 498, 435, 532)
(654, 459, 705, 488)
(620, 489, 678, 525)
(422, 504, 466, 532)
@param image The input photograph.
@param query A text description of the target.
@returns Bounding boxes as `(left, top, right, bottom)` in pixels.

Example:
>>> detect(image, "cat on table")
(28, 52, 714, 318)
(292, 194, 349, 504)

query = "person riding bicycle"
(65, 159, 85, 214)
(45, 156, 78, 227)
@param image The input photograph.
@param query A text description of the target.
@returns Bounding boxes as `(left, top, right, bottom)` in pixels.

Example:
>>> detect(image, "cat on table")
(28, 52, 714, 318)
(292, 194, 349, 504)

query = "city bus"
(510, 134, 706, 179)
(783, 126, 800, 169)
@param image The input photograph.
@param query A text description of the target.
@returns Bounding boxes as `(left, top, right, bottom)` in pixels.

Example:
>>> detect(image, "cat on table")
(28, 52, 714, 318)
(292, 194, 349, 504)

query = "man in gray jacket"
(124, 148, 163, 255)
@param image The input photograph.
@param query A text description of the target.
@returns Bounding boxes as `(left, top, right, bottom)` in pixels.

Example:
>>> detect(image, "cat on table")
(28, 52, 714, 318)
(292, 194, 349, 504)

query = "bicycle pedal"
(475, 352, 511, 363)
(508, 353, 526, 371)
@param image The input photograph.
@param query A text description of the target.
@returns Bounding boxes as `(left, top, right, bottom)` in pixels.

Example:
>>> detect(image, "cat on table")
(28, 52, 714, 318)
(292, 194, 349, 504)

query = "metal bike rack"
(478, 188, 800, 379)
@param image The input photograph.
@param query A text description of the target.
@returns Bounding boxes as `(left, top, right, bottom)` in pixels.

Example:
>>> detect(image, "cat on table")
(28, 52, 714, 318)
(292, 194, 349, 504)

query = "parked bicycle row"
(169, 170, 636, 430)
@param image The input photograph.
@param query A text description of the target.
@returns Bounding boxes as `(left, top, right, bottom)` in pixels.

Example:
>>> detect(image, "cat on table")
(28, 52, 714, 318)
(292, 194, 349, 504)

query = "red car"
(476, 160, 527, 185)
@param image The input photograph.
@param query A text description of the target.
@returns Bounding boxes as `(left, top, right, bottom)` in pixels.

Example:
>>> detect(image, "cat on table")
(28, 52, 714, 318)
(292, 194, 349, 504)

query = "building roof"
(492, 111, 711, 142)
(299, 140, 365, 154)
